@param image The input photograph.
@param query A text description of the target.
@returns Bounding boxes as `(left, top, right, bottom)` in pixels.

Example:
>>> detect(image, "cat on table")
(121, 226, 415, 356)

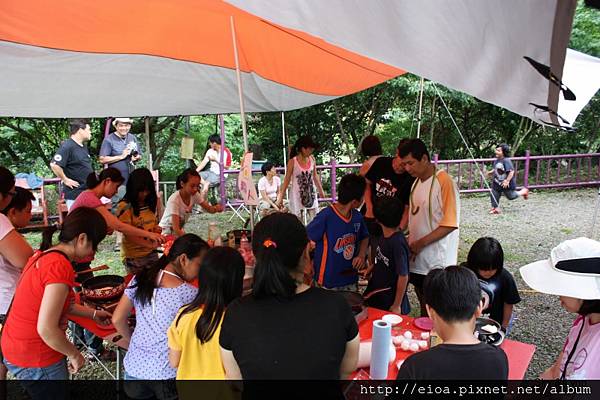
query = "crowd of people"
(0, 119, 597, 399)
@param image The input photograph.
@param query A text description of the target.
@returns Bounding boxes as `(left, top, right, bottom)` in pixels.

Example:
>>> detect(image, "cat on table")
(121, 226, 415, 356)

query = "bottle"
(240, 232, 249, 248)
(207, 222, 220, 247)
(239, 232, 255, 267)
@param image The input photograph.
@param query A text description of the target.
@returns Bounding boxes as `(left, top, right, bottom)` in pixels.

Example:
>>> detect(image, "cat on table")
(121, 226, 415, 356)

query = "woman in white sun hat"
(519, 237, 600, 380)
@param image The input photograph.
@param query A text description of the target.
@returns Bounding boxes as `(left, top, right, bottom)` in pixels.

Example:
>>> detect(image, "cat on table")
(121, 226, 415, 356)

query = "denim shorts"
(4, 358, 68, 400)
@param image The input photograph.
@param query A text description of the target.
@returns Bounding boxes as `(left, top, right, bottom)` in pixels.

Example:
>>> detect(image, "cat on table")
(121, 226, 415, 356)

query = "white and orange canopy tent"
(0, 0, 594, 130)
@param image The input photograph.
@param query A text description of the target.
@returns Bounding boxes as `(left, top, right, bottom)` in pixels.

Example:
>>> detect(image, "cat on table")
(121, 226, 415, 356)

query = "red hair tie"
(263, 239, 277, 249)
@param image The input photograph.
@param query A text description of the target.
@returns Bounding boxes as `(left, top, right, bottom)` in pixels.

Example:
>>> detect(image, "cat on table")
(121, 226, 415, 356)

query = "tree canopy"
(1, 1, 598, 180)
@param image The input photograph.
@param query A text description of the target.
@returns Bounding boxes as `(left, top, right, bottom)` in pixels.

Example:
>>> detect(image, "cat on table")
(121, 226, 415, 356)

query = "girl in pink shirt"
(520, 237, 600, 380)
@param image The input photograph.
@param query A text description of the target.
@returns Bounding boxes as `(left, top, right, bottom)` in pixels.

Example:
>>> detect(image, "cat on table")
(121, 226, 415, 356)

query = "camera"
(131, 150, 139, 157)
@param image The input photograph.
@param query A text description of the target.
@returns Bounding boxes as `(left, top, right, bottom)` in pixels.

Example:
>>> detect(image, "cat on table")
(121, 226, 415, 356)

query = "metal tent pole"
(282, 111, 287, 172)
(231, 16, 254, 229)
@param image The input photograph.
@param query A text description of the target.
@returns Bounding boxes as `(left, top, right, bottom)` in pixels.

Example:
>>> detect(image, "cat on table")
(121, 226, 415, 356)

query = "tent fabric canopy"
(0, 0, 593, 127)
(0, 0, 402, 117)
(230, 0, 581, 127)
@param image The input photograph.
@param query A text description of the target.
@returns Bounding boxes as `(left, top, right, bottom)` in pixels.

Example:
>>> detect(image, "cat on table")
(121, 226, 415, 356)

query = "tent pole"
(144, 117, 153, 170)
(281, 111, 287, 173)
(231, 16, 254, 229)
(219, 115, 226, 207)
(184, 116, 192, 169)
(416, 77, 424, 138)
(230, 16, 249, 153)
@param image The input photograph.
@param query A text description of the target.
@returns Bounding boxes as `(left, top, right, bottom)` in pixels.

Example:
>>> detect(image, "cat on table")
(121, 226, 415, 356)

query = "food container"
(474, 317, 505, 346)
(81, 275, 125, 302)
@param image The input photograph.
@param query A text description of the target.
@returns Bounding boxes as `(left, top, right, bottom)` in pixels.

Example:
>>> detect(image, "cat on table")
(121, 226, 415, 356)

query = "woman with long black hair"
(112, 234, 209, 398)
(116, 168, 162, 274)
(219, 212, 359, 379)
(1, 208, 111, 399)
(167, 246, 244, 379)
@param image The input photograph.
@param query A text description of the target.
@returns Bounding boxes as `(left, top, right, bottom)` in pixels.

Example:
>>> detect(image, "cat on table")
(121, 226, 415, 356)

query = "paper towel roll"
(370, 319, 392, 379)
(357, 341, 396, 368)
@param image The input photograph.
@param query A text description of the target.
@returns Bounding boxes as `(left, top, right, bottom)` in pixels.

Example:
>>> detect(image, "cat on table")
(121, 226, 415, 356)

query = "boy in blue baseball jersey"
(307, 174, 369, 290)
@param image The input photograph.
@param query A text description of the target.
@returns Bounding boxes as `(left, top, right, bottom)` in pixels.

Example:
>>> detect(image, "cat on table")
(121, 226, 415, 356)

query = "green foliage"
(0, 2, 598, 178)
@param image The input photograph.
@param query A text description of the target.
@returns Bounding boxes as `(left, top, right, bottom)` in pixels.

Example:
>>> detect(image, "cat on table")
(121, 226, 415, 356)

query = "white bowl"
(382, 314, 403, 326)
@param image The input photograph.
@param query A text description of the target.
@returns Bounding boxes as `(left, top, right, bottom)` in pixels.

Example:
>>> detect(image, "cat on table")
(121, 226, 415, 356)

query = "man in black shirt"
(397, 265, 508, 380)
(50, 119, 93, 211)
(364, 139, 415, 234)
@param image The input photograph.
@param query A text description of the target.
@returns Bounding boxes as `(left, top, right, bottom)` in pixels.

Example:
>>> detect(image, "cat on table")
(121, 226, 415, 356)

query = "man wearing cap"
(100, 118, 141, 251)
(99, 118, 141, 187)
(50, 119, 94, 211)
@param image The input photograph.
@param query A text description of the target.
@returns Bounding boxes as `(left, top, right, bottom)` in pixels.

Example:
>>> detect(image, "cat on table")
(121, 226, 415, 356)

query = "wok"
(81, 274, 125, 302)
(338, 288, 391, 324)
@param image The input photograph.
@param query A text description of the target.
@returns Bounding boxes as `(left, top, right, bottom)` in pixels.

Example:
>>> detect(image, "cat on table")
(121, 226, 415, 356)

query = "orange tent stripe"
(0, 0, 404, 96)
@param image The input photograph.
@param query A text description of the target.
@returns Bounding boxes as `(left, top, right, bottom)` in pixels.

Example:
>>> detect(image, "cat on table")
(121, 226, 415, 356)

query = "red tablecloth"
(354, 307, 536, 380)
(68, 295, 126, 348)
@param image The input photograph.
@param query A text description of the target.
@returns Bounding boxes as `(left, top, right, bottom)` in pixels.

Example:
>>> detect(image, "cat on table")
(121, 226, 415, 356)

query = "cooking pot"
(475, 317, 505, 346)
(81, 275, 125, 302)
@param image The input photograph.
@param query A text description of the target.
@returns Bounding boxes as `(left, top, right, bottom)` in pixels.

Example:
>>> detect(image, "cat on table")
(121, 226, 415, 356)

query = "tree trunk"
(512, 117, 535, 155)
(333, 100, 356, 163)
(429, 95, 437, 148)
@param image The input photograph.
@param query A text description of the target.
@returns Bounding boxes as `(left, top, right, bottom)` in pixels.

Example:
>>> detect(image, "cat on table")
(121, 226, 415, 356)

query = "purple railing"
(159, 152, 600, 206)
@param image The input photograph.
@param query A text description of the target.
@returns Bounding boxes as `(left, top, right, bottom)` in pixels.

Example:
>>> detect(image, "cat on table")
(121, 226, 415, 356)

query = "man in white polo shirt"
(399, 138, 460, 316)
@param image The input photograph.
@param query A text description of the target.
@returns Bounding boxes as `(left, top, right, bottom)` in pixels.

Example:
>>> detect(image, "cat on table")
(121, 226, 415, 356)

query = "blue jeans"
(4, 358, 68, 400)
(124, 372, 177, 400)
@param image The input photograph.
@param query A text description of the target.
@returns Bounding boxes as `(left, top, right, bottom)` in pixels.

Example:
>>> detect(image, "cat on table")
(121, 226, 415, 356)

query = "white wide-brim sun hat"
(519, 237, 600, 300)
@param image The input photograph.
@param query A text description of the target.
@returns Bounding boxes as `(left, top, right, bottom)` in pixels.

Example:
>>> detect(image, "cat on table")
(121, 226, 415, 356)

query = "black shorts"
(409, 272, 426, 288)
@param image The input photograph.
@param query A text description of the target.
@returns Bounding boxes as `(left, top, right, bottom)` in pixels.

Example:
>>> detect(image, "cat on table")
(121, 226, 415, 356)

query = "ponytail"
(133, 233, 209, 307)
(251, 212, 308, 300)
(86, 167, 124, 189)
(133, 255, 170, 306)
(40, 225, 59, 251)
(252, 245, 296, 299)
